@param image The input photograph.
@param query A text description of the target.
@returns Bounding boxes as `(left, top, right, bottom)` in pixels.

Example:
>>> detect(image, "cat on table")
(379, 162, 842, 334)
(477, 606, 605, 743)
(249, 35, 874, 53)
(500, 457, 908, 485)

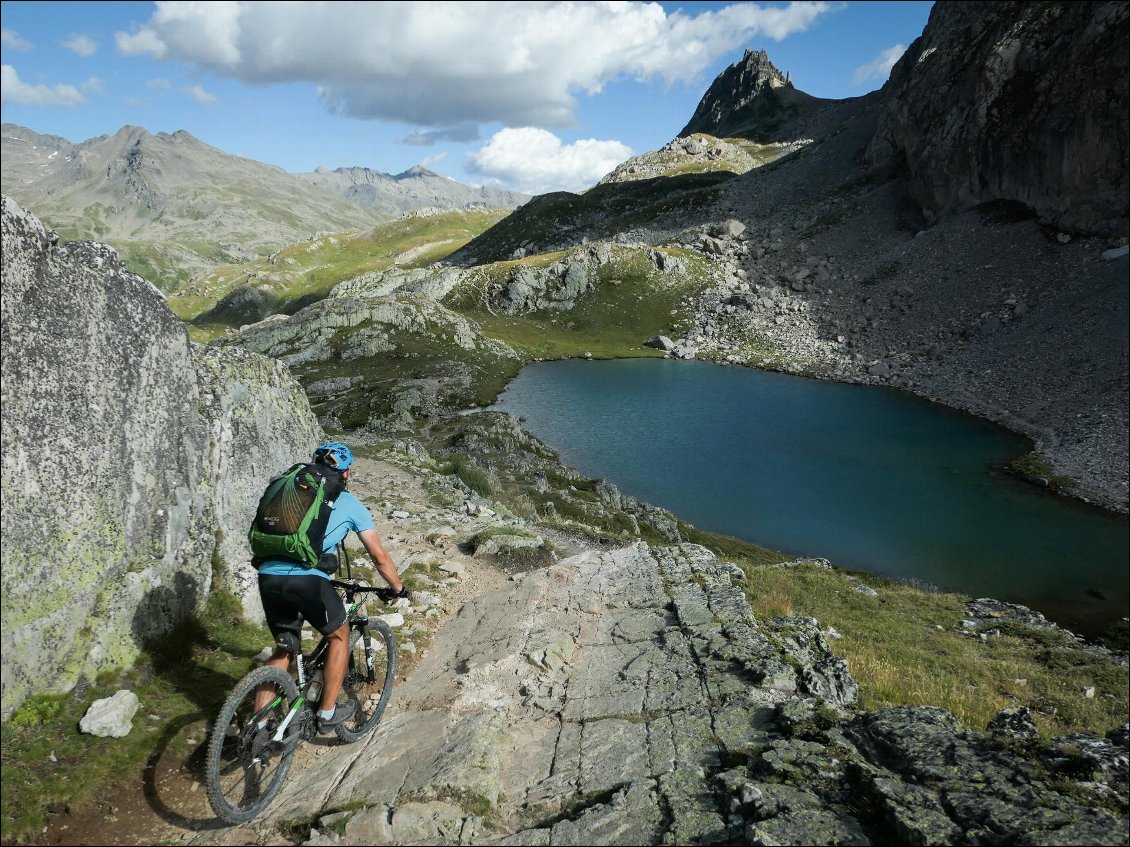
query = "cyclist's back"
(254, 443, 407, 730)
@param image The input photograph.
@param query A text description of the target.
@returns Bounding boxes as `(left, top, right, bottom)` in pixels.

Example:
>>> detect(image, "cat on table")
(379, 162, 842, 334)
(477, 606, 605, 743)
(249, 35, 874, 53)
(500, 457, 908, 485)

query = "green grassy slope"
(173, 209, 509, 341)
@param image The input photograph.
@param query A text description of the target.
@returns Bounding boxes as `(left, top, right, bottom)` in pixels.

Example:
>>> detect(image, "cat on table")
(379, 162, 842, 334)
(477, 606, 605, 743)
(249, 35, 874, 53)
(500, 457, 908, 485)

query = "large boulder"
(1, 196, 320, 718)
(868, 1, 1129, 236)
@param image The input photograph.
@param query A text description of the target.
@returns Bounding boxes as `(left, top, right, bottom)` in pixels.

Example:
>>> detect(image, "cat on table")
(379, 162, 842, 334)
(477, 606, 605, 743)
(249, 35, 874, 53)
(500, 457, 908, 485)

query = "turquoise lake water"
(491, 358, 1129, 637)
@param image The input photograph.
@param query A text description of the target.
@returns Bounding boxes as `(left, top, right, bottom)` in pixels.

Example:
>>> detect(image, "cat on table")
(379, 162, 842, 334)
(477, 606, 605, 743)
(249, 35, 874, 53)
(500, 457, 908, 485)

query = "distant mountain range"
(0, 123, 527, 288)
(299, 164, 529, 217)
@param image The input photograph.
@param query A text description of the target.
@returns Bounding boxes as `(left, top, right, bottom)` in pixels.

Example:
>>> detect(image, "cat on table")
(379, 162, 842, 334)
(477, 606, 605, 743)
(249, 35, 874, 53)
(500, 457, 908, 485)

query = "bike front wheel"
(336, 619, 397, 743)
(205, 665, 300, 824)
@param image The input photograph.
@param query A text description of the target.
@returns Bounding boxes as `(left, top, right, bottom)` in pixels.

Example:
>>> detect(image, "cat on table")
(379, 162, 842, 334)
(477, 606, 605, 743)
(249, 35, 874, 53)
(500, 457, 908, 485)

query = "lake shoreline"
(485, 357, 1129, 641)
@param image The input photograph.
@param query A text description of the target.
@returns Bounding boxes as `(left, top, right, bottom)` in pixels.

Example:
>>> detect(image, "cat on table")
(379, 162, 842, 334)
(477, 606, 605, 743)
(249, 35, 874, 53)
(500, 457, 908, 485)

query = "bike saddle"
(275, 631, 301, 655)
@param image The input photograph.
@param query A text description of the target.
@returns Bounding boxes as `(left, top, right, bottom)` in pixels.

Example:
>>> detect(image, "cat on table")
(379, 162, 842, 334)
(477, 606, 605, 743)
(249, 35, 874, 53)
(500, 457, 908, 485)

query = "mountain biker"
(254, 443, 407, 730)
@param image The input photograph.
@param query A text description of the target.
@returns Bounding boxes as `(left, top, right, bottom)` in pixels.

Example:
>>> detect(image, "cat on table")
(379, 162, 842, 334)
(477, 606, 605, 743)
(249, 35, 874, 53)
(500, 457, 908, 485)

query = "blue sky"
(1, 1, 933, 193)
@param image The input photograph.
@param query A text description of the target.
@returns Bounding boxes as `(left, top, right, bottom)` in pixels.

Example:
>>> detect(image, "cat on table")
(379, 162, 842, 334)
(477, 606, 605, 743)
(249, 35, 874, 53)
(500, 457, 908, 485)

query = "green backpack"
(248, 463, 345, 568)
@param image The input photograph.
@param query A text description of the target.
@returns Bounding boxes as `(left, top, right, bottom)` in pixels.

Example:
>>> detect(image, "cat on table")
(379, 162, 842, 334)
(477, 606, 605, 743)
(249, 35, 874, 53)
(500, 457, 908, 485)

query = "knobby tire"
(204, 665, 299, 824)
(336, 619, 397, 743)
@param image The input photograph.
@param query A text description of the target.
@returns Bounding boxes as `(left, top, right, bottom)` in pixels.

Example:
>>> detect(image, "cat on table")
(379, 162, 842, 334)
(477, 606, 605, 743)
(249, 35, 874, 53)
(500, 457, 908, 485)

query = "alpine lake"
(491, 358, 1129, 639)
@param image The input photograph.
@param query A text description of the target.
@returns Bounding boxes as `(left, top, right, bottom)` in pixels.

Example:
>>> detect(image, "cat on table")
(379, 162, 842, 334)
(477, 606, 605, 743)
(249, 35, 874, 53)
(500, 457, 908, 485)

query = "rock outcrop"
(0, 196, 320, 717)
(868, 1, 1129, 236)
(220, 291, 518, 430)
(679, 49, 826, 141)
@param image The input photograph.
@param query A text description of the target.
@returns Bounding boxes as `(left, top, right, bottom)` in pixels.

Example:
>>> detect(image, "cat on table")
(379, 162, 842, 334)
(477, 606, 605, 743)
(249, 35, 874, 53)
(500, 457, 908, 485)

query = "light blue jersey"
(257, 490, 374, 579)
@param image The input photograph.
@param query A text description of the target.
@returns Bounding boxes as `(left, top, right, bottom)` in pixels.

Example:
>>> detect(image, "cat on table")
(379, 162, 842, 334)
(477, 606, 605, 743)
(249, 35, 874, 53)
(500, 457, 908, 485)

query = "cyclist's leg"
(254, 649, 292, 712)
(255, 574, 302, 712)
(319, 623, 351, 712)
(298, 577, 349, 714)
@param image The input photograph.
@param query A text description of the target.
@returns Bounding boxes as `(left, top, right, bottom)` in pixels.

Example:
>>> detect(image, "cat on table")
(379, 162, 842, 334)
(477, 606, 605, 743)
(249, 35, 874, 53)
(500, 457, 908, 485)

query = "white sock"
(319, 707, 335, 720)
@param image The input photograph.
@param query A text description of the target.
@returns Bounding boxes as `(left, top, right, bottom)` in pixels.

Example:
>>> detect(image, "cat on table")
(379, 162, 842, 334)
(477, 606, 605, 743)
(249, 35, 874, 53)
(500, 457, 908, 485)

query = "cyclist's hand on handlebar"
(374, 586, 410, 603)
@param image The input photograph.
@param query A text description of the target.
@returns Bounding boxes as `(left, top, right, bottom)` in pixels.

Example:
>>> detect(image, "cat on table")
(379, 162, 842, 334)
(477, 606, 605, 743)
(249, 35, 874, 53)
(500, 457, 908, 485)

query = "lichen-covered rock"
(193, 344, 321, 620)
(1, 196, 319, 717)
(869, 1, 1129, 236)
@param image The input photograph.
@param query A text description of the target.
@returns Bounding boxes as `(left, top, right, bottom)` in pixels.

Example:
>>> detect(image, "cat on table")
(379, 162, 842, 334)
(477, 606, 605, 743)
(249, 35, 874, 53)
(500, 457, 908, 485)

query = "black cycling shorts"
(259, 573, 347, 640)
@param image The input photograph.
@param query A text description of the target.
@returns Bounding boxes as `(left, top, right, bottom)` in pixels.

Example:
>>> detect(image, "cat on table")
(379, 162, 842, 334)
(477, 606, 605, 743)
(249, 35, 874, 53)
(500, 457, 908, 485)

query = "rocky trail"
(31, 449, 1129, 846)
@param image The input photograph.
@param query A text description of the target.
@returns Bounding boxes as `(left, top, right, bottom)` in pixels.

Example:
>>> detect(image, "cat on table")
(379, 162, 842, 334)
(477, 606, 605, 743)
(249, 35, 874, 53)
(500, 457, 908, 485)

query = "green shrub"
(446, 455, 496, 497)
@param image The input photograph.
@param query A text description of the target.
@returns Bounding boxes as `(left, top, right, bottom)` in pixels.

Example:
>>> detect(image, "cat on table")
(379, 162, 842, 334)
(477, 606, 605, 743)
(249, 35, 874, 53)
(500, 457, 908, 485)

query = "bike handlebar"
(330, 580, 401, 602)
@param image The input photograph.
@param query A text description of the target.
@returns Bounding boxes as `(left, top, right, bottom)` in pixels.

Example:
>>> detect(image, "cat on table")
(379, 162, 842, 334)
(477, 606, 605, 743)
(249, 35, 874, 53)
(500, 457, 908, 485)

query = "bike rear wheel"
(336, 619, 397, 742)
(205, 665, 300, 824)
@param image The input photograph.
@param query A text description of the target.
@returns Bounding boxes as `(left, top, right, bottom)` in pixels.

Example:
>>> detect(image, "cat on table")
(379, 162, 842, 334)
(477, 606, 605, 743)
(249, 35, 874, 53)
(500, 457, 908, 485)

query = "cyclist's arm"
(357, 528, 404, 593)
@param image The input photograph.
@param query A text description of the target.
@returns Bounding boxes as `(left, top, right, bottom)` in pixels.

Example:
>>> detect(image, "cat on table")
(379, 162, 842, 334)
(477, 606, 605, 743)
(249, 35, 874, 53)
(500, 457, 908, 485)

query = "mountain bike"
(204, 561, 399, 824)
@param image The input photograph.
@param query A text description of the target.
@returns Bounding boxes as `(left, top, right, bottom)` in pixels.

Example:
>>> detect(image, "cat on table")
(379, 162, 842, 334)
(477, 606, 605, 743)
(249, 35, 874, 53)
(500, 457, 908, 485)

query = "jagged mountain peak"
(679, 48, 823, 141)
(398, 165, 441, 179)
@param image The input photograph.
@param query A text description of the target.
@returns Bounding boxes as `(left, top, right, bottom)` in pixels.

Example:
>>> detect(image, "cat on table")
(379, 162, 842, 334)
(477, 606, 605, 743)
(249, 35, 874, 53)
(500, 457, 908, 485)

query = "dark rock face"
(194, 283, 280, 327)
(868, 1, 1129, 236)
(0, 196, 320, 717)
(680, 49, 825, 141)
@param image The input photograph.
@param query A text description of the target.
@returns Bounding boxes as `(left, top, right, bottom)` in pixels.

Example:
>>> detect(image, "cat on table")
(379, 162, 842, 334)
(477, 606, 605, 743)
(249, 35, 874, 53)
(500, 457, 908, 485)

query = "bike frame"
(259, 545, 386, 745)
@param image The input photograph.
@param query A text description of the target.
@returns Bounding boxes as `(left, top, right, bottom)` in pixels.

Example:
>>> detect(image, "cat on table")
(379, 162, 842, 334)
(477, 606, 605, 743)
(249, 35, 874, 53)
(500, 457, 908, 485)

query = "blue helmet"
(312, 442, 354, 471)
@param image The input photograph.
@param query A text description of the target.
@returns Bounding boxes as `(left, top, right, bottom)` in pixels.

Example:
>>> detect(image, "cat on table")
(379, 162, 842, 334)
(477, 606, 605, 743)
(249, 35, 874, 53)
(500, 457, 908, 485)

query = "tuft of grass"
(0, 590, 272, 843)
(1007, 451, 1078, 495)
(441, 455, 497, 497)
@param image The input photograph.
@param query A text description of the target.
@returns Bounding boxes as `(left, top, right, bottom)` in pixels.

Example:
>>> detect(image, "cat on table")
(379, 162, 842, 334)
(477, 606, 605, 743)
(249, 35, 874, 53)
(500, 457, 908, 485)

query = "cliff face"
(679, 49, 826, 141)
(0, 195, 321, 718)
(868, 1, 1129, 236)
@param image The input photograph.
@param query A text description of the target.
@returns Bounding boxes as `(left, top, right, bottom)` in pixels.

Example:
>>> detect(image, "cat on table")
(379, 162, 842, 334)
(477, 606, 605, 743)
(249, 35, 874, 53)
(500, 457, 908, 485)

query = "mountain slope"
(0, 124, 388, 288)
(298, 164, 529, 216)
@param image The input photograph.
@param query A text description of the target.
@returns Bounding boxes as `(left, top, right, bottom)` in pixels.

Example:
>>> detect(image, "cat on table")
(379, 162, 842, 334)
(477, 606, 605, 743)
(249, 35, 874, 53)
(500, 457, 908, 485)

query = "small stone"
(439, 561, 465, 578)
(79, 690, 140, 738)
(401, 642, 417, 654)
(378, 612, 405, 628)
(987, 706, 1038, 739)
(1084, 686, 1096, 698)
(853, 584, 879, 598)
(1101, 245, 1129, 260)
(390, 510, 411, 519)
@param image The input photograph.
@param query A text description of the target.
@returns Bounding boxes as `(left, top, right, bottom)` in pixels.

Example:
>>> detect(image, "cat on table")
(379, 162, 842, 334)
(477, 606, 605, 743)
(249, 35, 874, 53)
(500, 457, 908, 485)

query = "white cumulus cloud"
(113, 1, 831, 130)
(1, 29, 33, 51)
(418, 151, 448, 169)
(1, 65, 84, 106)
(64, 34, 98, 57)
(182, 83, 217, 103)
(116, 27, 168, 58)
(852, 43, 906, 87)
(466, 127, 631, 194)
